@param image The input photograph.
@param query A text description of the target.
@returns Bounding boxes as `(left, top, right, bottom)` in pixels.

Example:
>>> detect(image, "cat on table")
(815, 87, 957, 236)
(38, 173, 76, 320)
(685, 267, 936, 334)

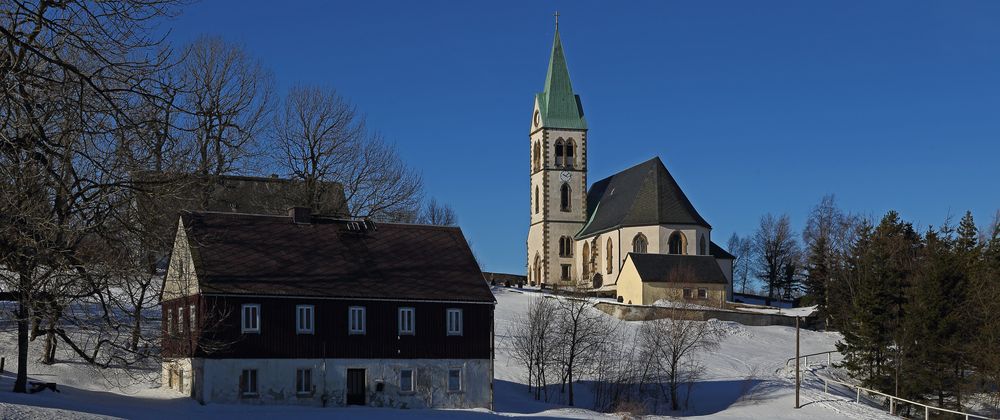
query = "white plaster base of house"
(163, 358, 491, 409)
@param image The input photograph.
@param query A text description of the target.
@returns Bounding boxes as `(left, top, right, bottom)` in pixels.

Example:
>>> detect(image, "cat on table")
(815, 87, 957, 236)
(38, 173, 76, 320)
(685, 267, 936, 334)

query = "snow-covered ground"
(0, 287, 893, 419)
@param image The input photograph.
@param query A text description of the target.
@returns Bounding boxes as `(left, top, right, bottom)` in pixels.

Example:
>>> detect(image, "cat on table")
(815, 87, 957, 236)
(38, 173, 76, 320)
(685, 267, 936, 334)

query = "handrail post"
(857, 387, 861, 403)
(890, 397, 894, 415)
(828, 352, 831, 366)
(925, 406, 928, 419)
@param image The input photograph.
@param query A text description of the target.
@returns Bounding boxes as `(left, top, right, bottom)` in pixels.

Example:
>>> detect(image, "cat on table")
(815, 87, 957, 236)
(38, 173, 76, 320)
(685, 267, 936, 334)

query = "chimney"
(288, 207, 311, 224)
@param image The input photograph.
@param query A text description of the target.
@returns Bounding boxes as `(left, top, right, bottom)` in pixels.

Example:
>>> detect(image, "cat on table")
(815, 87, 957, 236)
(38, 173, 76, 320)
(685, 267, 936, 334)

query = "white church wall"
(656, 225, 711, 256)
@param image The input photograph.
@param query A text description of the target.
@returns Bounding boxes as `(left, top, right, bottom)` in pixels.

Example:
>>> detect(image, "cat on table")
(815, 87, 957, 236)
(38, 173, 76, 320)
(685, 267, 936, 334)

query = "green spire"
(537, 27, 587, 130)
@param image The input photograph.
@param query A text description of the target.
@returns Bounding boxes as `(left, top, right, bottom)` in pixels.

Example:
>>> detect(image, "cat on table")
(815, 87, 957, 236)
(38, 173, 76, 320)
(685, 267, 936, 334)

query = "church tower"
(527, 22, 588, 287)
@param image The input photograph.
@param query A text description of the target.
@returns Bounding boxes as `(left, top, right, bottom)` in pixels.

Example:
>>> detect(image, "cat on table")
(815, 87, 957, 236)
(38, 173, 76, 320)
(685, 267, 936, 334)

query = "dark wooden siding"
(181, 295, 493, 360)
(161, 294, 203, 358)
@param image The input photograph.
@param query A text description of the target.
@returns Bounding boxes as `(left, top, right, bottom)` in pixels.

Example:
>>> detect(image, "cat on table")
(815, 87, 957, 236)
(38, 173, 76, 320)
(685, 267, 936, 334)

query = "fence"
(788, 350, 996, 420)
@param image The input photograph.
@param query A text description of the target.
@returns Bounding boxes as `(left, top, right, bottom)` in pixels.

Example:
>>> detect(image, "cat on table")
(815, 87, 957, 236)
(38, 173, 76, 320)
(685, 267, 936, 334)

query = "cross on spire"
(554, 11, 560, 31)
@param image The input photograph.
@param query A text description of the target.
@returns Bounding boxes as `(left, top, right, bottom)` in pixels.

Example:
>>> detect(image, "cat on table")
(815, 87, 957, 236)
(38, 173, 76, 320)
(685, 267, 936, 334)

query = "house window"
(668, 232, 686, 255)
(167, 308, 175, 336)
(446, 308, 463, 336)
(564, 140, 575, 168)
(555, 139, 564, 167)
(698, 288, 708, 299)
(189, 304, 196, 333)
(561, 264, 571, 281)
(448, 368, 462, 392)
(296, 305, 314, 334)
(240, 369, 258, 396)
(683, 288, 692, 299)
(178, 306, 186, 334)
(606, 238, 613, 274)
(560, 183, 571, 212)
(400, 369, 414, 393)
(558, 236, 573, 257)
(398, 307, 415, 335)
(349, 306, 366, 334)
(632, 233, 648, 254)
(241, 304, 260, 333)
(296, 368, 312, 395)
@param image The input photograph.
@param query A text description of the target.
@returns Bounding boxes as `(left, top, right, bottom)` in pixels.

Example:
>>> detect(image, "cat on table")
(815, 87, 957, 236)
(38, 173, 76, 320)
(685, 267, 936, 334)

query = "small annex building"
(160, 208, 495, 408)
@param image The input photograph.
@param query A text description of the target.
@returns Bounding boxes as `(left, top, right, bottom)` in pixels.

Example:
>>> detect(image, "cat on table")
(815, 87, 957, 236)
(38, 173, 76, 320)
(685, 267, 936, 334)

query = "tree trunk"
(15, 299, 29, 393)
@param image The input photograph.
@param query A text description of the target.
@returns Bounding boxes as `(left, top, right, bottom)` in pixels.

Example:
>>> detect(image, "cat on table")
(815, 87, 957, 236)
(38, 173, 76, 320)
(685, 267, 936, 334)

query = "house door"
(346, 369, 366, 405)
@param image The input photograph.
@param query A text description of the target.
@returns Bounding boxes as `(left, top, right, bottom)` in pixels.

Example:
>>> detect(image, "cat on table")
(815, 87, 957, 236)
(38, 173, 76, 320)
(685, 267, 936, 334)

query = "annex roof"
(624, 253, 728, 285)
(177, 211, 495, 303)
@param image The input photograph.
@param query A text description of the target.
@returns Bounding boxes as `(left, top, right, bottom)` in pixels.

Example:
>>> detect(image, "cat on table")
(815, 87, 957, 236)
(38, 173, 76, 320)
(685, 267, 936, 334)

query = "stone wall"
(593, 301, 801, 327)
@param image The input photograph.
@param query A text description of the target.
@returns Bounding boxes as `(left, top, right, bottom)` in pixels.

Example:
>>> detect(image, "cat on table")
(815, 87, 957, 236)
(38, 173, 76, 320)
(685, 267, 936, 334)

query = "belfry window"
(564, 140, 575, 168)
(632, 233, 648, 254)
(555, 139, 564, 167)
(560, 183, 571, 212)
(535, 186, 539, 214)
(669, 232, 686, 255)
(533, 142, 541, 172)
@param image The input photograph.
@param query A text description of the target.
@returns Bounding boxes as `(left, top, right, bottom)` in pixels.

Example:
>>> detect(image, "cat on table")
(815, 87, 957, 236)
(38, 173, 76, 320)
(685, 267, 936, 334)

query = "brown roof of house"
(178, 211, 494, 303)
(624, 252, 728, 285)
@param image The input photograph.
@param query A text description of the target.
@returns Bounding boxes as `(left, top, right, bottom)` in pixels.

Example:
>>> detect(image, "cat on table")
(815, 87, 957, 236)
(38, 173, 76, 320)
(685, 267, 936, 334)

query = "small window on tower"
(560, 183, 571, 212)
(565, 140, 575, 168)
(554, 139, 564, 167)
(561, 264, 571, 281)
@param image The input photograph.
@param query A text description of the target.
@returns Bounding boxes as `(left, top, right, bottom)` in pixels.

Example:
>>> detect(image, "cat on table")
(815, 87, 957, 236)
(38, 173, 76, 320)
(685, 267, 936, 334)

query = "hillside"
(0, 288, 893, 419)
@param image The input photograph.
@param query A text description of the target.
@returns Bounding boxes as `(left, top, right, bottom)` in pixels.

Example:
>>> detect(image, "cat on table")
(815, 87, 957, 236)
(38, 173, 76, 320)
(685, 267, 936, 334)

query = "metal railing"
(787, 350, 996, 420)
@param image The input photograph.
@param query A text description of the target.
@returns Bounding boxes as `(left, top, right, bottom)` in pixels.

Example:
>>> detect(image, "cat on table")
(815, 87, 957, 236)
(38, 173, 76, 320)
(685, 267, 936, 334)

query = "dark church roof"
(177, 211, 495, 303)
(576, 157, 710, 238)
(710, 241, 736, 260)
(625, 253, 728, 284)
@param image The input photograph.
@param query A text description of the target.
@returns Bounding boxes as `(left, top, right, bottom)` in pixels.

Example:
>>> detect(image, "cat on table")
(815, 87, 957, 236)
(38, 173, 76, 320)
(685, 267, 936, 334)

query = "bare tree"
(752, 213, 800, 301)
(507, 296, 560, 401)
(726, 233, 754, 294)
(180, 36, 273, 189)
(638, 307, 724, 412)
(274, 85, 363, 212)
(553, 297, 614, 406)
(0, 0, 183, 392)
(271, 85, 423, 221)
(419, 198, 457, 226)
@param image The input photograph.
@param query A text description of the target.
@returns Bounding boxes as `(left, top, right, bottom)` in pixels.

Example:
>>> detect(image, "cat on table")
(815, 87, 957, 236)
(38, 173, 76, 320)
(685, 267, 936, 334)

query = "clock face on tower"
(560, 171, 572, 182)
(533, 110, 541, 127)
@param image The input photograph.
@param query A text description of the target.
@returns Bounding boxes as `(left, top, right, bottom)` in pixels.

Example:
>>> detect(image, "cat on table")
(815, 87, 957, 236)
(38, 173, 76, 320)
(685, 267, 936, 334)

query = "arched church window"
(560, 183, 571, 212)
(533, 142, 541, 172)
(632, 233, 648, 254)
(700, 234, 707, 255)
(582, 242, 590, 279)
(564, 139, 575, 168)
(606, 238, 613, 274)
(534, 186, 539, 214)
(559, 236, 573, 257)
(554, 139, 564, 167)
(668, 232, 686, 255)
(533, 254, 542, 285)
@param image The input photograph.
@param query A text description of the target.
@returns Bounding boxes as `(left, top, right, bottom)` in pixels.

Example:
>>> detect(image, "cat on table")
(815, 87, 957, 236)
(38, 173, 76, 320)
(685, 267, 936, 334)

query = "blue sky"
(164, 1, 1000, 274)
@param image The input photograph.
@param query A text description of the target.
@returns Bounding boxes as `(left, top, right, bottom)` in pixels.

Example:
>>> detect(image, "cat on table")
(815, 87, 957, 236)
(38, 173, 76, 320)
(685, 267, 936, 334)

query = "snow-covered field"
(0, 287, 893, 419)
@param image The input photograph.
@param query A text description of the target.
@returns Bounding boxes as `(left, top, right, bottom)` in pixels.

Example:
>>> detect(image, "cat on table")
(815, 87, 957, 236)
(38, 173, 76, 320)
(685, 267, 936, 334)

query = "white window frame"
(241, 304, 260, 334)
(348, 306, 366, 335)
(167, 308, 175, 336)
(400, 368, 415, 393)
(296, 305, 314, 334)
(178, 306, 186, 334)
(447, 367, 463, 392)
(446, 308, 463, 336)
(398, 307, 415, 335)
(241, 368, 258, 397)
(189, 304, 196, 333)
(296, 368, 312, 395)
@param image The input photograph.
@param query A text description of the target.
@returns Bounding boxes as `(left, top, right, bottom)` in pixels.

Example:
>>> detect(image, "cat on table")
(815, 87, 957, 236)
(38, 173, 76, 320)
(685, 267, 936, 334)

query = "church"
(526, 25, 735, 307)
